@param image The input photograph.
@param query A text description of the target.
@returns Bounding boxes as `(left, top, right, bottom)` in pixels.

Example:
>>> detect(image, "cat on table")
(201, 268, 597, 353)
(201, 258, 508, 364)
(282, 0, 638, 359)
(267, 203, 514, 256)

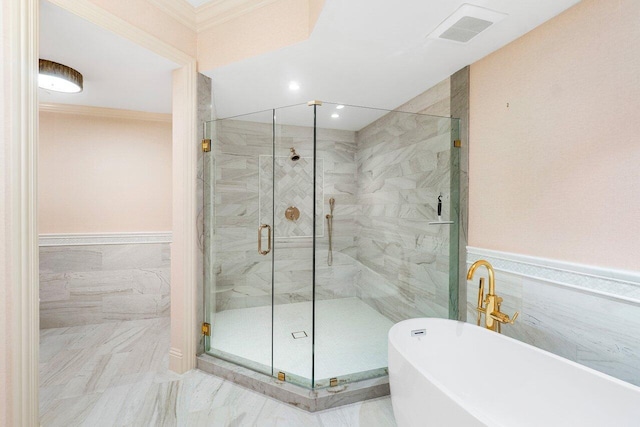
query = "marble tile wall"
(39, 243, 171, 329)
(354, 100, 456, 323)
(465, 264, 640, 386)
(198, 73, 213, 354)
(211, 119, 360, 311)
(259, 156, 324, 238)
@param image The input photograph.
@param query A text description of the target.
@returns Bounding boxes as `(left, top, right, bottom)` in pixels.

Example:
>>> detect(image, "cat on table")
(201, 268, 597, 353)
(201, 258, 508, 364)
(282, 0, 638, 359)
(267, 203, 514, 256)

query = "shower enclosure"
(203, 101, 460, 389)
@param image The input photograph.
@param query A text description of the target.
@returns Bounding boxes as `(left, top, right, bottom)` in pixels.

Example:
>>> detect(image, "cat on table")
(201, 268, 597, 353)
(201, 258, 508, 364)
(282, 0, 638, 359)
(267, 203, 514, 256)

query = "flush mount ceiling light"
(331, 113, 339, 118)
(427, 3, 507, 43)
(39, 59, 83, 93)
(336, 105, 345, 109)
(288, 81, 300, 91)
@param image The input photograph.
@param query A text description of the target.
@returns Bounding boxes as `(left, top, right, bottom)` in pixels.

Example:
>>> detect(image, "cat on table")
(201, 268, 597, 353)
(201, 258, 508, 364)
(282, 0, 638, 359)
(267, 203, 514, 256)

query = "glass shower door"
(270, 103, 316, 388)
(313, 103, 461, 386)
(204, 101, 461, 390)
(204, 109, 276, 377)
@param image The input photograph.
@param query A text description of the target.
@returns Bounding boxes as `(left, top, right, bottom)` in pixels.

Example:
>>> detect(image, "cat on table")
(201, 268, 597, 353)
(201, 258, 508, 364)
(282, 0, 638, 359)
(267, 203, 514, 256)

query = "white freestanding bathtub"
(388, 318, 640, 427)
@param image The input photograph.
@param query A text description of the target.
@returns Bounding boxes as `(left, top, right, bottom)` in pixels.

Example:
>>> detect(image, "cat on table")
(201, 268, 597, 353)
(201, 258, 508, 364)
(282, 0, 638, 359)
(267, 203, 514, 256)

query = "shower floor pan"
(197, 297, 393, 411)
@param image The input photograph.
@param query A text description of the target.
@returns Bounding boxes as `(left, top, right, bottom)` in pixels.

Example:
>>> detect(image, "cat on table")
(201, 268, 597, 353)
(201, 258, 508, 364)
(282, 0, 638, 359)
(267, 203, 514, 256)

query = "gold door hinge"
(330, 377, 338, 387)
(277, 371, 286, 381)
(453, 139, 461, 148)
(202, 139, 211, 152)
(202, 322, 211, 336)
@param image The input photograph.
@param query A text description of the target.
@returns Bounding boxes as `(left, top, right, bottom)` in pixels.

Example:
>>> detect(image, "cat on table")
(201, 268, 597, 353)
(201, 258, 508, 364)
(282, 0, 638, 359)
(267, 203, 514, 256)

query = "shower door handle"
(258, 224, 271, 255)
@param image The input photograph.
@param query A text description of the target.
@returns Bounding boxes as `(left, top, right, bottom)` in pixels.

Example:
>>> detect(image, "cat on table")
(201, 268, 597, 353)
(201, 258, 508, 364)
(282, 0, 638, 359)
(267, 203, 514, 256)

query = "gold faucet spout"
(467, 259, 496, 295)
(468, 259, 518, 332)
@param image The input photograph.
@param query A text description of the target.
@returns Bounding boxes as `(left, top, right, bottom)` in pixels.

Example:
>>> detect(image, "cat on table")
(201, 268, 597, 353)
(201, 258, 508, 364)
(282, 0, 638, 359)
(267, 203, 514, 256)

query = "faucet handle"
(490, 310, 519, 324)
(510, 311, 519, 323)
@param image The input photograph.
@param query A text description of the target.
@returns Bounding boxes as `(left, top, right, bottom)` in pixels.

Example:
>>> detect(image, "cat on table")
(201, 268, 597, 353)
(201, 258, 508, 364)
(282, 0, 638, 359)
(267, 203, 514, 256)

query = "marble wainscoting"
(39, 238, 171, 329)
(466, 247, 640, 386)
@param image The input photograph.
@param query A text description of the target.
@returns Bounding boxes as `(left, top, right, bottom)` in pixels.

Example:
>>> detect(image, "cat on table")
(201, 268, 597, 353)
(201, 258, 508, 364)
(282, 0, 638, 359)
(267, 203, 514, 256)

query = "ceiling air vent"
(427, 3, 507, 43)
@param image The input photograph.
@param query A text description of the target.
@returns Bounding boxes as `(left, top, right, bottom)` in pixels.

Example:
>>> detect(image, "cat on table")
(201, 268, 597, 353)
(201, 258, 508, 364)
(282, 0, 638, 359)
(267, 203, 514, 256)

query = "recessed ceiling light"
(331, 113, 339, 118)
(336, 105, 345, 109)
(289, 81, 300, 91)
(38, 59, 83, 93)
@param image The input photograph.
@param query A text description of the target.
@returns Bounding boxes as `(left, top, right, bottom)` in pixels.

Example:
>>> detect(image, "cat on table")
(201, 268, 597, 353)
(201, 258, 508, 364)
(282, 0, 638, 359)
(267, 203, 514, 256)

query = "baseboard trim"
(39, 232, 172, 246)
(169, 347, 184, 373)
(467, 246, 640, 305)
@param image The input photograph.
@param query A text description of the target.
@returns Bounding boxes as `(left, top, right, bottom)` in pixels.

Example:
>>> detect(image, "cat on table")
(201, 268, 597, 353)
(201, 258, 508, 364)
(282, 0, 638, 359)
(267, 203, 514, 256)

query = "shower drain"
(291, 331, 308, 339)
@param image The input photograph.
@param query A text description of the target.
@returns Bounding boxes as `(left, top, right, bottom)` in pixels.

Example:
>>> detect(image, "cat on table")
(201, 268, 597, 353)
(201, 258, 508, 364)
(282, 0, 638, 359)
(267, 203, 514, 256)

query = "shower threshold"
(196, 354, 390, 412)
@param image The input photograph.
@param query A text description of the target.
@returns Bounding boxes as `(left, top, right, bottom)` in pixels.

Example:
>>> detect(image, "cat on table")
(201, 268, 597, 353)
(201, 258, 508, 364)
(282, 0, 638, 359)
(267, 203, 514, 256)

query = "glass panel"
(204, 109, 276, 377)
(204, 101, 460, 390)
(271, 103, 316, 388)
(314, 103, 460, 386)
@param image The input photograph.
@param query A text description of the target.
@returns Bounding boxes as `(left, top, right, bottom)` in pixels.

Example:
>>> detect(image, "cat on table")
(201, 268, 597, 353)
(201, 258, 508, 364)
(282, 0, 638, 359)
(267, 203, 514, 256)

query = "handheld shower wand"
(326, 198, 335, 266)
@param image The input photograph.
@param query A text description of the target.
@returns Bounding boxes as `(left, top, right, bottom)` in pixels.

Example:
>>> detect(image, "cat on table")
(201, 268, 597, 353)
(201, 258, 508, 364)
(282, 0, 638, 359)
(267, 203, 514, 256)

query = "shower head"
(290, 147, 300, 162)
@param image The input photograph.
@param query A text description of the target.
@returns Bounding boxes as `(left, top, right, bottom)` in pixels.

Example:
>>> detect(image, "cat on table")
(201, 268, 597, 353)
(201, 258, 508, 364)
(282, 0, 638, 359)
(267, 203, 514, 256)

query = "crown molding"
(39, 103, 172, 122)
(134, 0, 289, 35)
(196, 0, 280, 32)
(149, 0, 197, 29)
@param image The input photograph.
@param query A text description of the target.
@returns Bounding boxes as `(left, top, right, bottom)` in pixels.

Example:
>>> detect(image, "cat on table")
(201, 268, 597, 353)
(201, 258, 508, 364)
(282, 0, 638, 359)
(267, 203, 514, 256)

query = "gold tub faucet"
(467, 260, 519, 332)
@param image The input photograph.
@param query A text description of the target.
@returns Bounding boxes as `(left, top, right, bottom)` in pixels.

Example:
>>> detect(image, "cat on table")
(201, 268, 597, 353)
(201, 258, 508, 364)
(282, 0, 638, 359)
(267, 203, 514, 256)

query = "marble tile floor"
(40, 317, 397, 426)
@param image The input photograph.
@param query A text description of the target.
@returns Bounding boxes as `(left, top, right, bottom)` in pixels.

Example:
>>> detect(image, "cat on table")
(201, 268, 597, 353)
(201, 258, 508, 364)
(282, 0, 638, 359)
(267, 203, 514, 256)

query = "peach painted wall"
(39, 110, 172, 233)
(469, 0, 640, 270)
(198, 0, 323, 70)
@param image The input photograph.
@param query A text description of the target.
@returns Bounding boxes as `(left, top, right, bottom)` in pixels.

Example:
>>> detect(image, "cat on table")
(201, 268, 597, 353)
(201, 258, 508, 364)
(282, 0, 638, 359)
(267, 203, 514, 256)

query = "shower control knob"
(285, 206, 300, 221)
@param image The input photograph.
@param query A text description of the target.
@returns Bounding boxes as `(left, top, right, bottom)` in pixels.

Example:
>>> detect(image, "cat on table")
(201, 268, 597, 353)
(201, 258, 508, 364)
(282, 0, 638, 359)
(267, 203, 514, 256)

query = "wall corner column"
(2, 0, 40, 424)
(170, 61, 199, 373)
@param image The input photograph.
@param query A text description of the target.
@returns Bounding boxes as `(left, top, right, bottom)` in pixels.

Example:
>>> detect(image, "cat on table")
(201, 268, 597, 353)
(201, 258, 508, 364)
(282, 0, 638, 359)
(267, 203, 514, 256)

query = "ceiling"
(39, 0, 179, 113)
(39, 0, 581, 126)
(205, 0, 581, 130)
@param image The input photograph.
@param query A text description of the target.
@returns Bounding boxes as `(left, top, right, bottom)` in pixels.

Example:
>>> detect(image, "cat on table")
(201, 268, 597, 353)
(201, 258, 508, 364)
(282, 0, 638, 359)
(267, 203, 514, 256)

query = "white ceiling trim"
(149, 0, 196, 29)
(146, 0, 283, 33)
(196, 0, 280, 32)
(39, 103, 172, 122)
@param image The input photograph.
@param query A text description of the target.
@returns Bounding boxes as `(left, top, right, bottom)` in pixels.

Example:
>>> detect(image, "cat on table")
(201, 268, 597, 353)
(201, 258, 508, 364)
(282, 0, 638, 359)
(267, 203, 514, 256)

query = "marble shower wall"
(211, 119, 359, 311)
(350, 72, 469, 322)
(354, 110, 455, 322)
(198, 73, 213, 354)
(39, 243, 170, 329)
